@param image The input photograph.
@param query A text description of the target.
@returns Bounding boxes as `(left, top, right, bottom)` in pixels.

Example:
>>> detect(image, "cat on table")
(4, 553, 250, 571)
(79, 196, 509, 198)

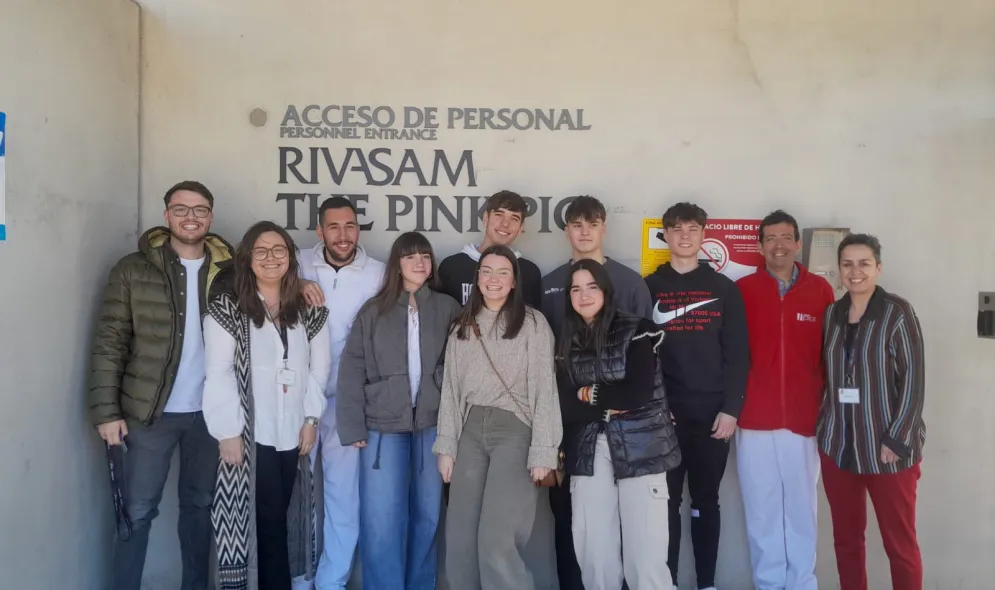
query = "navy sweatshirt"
(644, 263, 750, 418)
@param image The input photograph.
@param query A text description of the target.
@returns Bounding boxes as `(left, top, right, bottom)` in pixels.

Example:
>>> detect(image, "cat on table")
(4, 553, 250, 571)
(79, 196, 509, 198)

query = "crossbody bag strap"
(471, 319, 530, 418)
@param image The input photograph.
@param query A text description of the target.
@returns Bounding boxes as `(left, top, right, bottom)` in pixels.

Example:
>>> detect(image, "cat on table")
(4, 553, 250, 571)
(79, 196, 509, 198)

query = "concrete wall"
(132, 0, 995, 588)
(0, 0, 140, 589)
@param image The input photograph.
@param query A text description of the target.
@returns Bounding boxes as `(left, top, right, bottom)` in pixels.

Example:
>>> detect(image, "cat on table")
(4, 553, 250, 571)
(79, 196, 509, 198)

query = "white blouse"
(202, 310, 330, 452)
(407, 304, 421, 404)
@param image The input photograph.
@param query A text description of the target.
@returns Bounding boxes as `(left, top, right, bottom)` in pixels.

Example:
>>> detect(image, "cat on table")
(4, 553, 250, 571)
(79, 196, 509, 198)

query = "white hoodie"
(299, 243, 385, 397)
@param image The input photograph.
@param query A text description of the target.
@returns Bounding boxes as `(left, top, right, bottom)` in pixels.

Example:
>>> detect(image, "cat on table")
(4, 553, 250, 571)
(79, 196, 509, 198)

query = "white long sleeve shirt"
(298, 243, 386, 399)
(203, 312, 331, 451)
(407, 304, 421, 405)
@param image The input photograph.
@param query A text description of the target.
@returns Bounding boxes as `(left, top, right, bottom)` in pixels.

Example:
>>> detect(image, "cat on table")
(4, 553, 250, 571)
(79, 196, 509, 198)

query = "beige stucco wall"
(136, 0, 993, 588)
(0, 0, 140, 588)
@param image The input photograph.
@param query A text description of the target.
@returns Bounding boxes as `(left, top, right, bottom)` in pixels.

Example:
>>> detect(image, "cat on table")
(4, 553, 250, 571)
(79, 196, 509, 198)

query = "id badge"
(277, 368, 297, 387)
(838, 387, 860, 404)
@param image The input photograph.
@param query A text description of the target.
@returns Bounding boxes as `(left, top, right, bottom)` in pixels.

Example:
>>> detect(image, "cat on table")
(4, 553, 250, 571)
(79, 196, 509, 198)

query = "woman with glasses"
(434, 244, 562, 590)
(335, 232, 461, 590)
(818, 234, 926, 590)
(202, 221, 331, 590)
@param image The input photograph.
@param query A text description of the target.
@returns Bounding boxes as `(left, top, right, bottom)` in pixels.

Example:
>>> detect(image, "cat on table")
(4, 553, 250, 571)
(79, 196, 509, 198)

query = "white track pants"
(310, 397, 361, 590)
(735, 428, 820, 590)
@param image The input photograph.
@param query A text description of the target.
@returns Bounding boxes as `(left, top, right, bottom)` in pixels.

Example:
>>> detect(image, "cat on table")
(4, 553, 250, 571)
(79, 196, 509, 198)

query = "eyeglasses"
(168, 205, 212, 218)
(479, 268, 513, 280)
(252, 246, 289, 260)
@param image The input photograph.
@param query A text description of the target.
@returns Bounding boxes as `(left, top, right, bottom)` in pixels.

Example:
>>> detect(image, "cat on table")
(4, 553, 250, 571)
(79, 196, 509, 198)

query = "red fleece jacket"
(736, 263, 835, 436)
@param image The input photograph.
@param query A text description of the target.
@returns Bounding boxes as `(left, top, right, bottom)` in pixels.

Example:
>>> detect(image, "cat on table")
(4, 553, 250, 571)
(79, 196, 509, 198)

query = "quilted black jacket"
(558, 313, 681, 479)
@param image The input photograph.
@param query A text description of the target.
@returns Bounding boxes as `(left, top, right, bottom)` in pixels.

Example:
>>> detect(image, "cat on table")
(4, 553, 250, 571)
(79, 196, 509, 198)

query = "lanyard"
(264, 305, 289, 364)
(264, 304, 292, 392)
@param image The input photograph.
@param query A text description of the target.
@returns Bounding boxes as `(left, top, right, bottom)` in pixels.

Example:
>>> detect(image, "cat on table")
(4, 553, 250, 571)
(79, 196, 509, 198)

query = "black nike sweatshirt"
(644, 263, 750, 418)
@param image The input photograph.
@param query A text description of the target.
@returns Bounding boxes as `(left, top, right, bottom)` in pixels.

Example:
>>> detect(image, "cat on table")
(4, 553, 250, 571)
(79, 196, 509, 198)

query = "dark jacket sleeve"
(559, 329, 659, 425)
(588, 334, 657, 411)
(720, 281, 751, 418)
(436, 256, 459, 304)
(557, 373, 602, 427)
(336, 309, 371, 446)
(631, 277, 654, 320)
(433, 296, 463, 389)
(883, 305, 926, 459)
(524, 261, 544, 311)
(87, 259, 134, 425)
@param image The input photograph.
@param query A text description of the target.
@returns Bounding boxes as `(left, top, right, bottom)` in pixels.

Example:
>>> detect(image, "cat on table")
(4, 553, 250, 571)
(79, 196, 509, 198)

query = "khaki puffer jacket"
(87, 227, 234, 425)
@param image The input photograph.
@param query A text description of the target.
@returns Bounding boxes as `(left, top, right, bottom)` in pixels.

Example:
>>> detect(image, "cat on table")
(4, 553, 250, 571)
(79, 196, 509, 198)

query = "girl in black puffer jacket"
(556, 259, 681, 590)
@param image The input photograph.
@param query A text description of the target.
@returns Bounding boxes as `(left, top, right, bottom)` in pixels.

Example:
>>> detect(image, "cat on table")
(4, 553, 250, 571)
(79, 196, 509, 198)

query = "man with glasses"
(87, 181, 234, 590)
(734, 210, 833, 590)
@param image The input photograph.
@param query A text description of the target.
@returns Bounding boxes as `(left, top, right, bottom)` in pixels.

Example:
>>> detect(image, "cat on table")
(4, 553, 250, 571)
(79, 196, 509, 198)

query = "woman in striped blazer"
(817, 233, 926, 590)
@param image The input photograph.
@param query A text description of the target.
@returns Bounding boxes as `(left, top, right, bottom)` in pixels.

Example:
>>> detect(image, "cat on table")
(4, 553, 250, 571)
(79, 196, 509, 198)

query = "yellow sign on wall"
(640, 217, 670, 277)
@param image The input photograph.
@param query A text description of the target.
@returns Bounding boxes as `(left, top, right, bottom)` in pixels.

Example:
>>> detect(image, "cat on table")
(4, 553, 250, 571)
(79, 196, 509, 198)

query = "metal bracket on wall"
(978, 292, 995, 338)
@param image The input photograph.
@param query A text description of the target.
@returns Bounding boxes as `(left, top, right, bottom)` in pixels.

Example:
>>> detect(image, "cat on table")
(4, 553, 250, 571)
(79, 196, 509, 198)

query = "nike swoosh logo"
(653, 298, 718, 325)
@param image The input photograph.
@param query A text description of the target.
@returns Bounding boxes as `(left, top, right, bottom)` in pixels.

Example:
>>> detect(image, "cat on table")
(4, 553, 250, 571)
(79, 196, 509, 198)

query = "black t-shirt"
(437, 249, 543, 309)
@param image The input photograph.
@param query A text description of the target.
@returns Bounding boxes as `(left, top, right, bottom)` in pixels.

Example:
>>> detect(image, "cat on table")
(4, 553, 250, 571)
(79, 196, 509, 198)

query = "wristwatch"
(304, 416, 319, 427)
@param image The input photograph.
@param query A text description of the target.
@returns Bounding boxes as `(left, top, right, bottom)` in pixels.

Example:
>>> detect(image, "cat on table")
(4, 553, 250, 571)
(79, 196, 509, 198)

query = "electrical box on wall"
(802, 228, 850, 300)
(978, 292, 995, 338)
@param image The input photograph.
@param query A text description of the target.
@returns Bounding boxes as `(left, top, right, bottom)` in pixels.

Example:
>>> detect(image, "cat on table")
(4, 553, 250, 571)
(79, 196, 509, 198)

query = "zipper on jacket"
(147, 252, 177, 425)
(780, 290, 787, 427)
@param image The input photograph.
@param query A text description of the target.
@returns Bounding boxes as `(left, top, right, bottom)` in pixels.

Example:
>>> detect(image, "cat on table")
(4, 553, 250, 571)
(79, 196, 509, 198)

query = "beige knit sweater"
(432, 306, 562, 469)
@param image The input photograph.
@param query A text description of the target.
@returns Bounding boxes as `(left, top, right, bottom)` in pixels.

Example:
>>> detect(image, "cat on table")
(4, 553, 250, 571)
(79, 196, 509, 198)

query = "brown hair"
(484, 190, 528, 215)
(369, 231, 441, 316)
(164, 180, 214, 208)
(452, 245, 527, 341)
(233, 221, 306, 329)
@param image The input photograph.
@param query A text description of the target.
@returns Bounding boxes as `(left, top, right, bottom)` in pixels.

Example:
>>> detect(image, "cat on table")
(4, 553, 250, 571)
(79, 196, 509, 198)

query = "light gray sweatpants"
(570, 434, 674, 590)
(445, 406, 556, 590)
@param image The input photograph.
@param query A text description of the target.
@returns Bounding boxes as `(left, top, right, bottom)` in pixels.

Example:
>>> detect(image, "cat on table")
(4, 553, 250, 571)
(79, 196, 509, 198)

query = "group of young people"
(89, 182, 927, 590)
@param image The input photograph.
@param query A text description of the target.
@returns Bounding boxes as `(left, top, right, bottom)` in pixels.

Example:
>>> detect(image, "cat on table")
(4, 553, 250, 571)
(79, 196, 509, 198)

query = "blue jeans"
(359, 427, 443, 590)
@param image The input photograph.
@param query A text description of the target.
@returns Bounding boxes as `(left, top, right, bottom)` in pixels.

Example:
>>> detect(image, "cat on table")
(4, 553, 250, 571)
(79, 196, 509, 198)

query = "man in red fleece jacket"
(735, 210, 835, 590)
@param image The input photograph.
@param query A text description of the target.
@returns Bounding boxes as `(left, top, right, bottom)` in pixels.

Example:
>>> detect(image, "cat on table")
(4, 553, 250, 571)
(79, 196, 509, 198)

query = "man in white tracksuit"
(299, 197, 385, 590)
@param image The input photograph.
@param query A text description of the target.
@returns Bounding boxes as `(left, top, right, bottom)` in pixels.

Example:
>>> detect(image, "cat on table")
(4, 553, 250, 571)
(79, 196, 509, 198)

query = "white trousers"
(309, 398, 361, 590)
(735, 428, 820, 590)
(571, 434, 675, 590)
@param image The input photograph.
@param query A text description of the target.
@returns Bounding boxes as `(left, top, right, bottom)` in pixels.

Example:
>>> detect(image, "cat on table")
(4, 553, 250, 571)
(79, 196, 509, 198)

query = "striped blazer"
(817, 286, 926, 475)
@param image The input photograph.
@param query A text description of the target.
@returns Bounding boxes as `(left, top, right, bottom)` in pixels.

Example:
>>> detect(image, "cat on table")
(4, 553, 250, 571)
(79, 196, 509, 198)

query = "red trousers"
(820, 453, 923, 590)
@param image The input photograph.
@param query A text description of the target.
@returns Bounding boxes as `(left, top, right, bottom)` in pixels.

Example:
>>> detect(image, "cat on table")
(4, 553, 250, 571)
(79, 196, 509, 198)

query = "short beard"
(325, 243, 356, 264)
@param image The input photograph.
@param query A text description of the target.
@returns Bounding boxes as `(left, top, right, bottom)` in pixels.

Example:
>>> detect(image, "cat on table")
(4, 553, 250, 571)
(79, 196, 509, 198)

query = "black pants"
(666, 401, 731, 589)
(550, 476, 585, 590)
(256, 443, 298, 590)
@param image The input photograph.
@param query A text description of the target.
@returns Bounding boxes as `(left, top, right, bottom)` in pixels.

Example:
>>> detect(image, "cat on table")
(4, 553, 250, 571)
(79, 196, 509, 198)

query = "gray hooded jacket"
(336, 286, 461, 445)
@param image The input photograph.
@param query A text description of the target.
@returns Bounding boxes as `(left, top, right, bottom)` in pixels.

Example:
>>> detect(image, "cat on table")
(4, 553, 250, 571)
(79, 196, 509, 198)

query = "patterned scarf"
(208, 293, 328, 590)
